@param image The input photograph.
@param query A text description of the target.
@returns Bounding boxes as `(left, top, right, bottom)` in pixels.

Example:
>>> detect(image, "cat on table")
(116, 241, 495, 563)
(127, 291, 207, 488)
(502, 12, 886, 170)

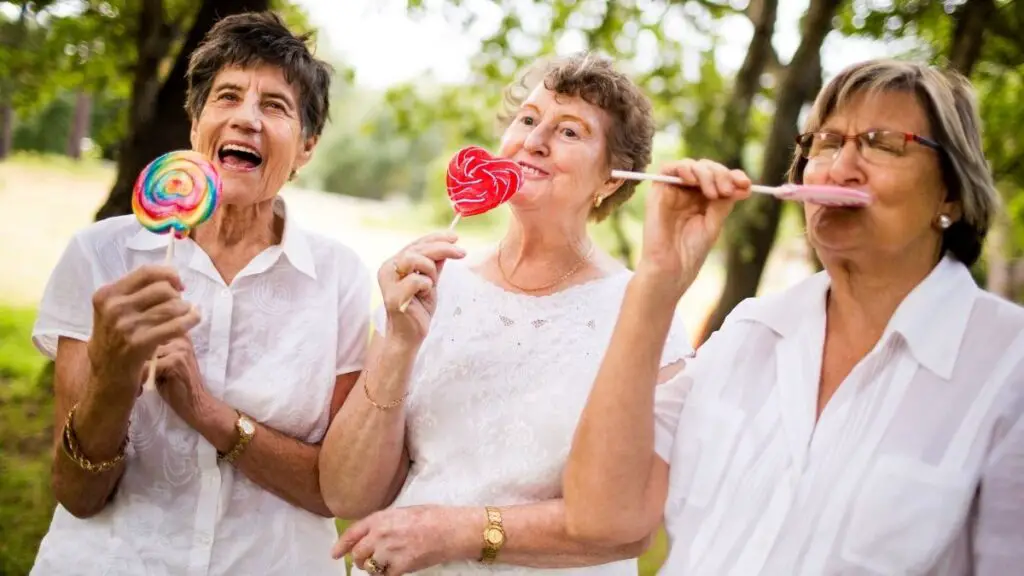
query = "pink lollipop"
(445, 146, 523, 227)
(610, 170, 871, 208)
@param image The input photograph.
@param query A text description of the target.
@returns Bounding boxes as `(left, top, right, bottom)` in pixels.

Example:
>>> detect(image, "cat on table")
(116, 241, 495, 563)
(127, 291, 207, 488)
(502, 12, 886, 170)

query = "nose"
(229, 94, 262, 133)
(523, 123, 550, 157)
(826, 139, 865, 187)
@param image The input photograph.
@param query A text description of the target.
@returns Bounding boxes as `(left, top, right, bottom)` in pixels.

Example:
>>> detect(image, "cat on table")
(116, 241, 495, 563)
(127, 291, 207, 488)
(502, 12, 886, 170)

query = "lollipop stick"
(142, 236, 176, 392)
(610, 170, 779, 196)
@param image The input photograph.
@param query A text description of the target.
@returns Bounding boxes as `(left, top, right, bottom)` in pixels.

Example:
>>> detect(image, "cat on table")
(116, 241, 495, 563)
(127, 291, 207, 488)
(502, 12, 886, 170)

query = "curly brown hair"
(185, 11, 332, 138)
(499, 52, 655, 222)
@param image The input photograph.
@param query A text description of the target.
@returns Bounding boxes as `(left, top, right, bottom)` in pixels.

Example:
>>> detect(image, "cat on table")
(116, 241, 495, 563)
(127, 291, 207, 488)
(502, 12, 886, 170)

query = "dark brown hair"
(500, 52, 655, 221)
(788, 59, 997, 266)
(185, 11, 332, 137)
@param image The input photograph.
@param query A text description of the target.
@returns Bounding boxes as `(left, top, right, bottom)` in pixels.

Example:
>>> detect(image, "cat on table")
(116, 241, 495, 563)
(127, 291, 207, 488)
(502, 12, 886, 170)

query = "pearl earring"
(594, 195, 603, 208)
(937, 214, 952, 230)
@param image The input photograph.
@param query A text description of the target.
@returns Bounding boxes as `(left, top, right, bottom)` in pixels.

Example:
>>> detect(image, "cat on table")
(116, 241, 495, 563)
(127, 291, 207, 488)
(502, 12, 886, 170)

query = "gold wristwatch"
(217, 412, 256, 464)
(480, 506, 506, 564)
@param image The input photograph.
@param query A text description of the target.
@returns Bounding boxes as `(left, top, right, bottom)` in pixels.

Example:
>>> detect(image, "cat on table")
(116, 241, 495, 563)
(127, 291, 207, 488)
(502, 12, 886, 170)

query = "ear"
(602, 174, 624, 197)
(293, 134, 318, 171)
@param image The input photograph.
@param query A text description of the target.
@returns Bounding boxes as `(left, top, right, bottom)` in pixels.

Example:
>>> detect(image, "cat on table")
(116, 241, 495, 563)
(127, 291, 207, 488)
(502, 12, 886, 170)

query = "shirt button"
(197, 533, 213, 546)
(221, 288, 230, 297)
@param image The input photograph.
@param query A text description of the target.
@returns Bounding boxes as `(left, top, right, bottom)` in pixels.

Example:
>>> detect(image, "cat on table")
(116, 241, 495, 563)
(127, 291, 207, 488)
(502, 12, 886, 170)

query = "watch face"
(239, 418, 256, 435)
(485, 527, 504, 545)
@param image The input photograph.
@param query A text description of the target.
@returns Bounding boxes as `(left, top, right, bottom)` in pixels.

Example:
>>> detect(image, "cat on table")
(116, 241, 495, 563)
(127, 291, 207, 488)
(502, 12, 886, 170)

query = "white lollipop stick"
(610, 170, 871, 207)
(142, 236, 176, 393)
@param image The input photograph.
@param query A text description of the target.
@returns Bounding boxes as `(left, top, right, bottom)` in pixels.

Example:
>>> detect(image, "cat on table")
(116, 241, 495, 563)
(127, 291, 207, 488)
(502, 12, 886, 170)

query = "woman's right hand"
(87, 264, 201, 396)
(380, 232, 466, 346)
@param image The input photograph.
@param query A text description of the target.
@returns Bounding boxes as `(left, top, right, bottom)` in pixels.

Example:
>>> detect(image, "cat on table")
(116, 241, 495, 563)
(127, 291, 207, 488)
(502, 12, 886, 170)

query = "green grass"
(0, 305, 55, 576)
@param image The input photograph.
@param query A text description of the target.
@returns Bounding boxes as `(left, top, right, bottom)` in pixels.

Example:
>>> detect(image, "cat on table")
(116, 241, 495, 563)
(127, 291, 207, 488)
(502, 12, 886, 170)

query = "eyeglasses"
(796, 130, 943, 164)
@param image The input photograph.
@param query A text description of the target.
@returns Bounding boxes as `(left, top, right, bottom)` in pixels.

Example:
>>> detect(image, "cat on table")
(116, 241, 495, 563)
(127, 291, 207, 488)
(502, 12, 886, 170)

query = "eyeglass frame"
(794, 130, 943, 161)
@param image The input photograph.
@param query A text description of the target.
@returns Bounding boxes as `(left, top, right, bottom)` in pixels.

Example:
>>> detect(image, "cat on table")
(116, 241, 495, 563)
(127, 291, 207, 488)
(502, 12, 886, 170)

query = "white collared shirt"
(30, 199, 371, 575)
(654, 256, 1024, 575)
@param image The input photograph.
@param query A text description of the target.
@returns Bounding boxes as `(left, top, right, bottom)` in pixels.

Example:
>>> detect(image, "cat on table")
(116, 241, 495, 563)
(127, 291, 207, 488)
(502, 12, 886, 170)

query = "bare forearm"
(320, 336, 417, 517)
(442, 501, 649, 568)
(497, 501, 649, 567)
(565, 273, 677, 540)
(52, 371, 135, 519)
(197, 399, 332, 517)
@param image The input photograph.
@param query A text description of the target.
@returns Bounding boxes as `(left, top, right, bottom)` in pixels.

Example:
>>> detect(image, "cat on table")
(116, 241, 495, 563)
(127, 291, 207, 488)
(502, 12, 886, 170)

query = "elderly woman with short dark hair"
(319, 52, 692, 575)
(29, 11, 370, 575)
(566, 59, 1024, 575)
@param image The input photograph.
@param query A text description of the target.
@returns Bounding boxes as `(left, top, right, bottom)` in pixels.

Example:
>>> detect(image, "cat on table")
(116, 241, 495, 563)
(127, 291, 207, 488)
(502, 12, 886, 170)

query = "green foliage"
(0, 305, 54, 576)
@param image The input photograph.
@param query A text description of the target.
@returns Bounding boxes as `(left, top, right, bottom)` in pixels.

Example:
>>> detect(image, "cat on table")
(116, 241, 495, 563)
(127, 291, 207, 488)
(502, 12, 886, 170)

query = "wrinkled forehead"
(813, 87, 933, 136)
(522, 85, 611, 129)
(210, 64, 299, 100)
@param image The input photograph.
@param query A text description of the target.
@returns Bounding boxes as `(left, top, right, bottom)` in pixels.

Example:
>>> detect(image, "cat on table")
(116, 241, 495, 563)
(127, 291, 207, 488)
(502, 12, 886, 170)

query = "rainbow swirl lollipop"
(132, 150, 220, 238)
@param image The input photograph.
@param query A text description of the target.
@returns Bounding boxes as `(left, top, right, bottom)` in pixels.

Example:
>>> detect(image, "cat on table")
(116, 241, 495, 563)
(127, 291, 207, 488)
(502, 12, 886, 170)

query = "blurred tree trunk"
(0, 103, 12, 159)
(699, 0, 843, 344)
(95, 0, 270, 220)
(66, 90, 92, 159)
(720, 0, 780, 170)
(948, 0, 994, 77)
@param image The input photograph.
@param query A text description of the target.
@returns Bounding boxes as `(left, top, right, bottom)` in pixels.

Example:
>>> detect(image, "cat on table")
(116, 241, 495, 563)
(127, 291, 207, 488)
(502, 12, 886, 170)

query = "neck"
(194, 198, 279, 249)
(822, 247, 941, 336)
(191, 198, 280, 283)
(502, 212, 589, 262)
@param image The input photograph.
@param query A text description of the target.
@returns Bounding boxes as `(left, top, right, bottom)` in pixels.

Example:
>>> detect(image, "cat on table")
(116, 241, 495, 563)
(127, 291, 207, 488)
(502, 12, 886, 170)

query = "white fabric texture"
(654, 255, 1024, 576)
(355, 257, 692, 575)
(30, 198, 372, 576)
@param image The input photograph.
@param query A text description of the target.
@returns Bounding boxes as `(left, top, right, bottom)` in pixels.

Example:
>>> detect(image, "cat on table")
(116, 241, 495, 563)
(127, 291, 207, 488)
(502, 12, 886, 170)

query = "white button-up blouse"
(654, 256, 1024, 575)
(30, 199, 371, 575)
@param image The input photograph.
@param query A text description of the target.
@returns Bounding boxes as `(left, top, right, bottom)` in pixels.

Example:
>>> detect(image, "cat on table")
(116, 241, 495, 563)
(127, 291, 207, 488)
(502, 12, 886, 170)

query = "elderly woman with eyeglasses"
(564, 59, 1024, 575)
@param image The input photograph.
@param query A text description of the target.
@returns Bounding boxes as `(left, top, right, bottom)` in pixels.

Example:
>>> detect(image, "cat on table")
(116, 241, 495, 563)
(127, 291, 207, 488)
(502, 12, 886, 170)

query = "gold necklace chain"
(497, 241, 595, 293)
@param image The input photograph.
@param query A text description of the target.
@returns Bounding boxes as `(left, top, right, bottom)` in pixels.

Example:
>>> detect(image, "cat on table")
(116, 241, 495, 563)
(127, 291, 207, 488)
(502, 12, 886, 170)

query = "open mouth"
(218, 143, 263, 171)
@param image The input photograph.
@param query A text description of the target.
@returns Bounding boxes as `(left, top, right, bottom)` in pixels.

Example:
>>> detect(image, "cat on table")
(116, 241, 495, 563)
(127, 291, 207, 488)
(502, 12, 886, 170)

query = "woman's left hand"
(333, 505, 480, 575)
(152, 336, 210, 426)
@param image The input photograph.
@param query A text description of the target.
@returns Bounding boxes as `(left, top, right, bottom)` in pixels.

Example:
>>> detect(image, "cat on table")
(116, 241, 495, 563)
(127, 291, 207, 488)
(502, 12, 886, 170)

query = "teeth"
(519, 163, 543, 176)
(221, 144, 261, 158)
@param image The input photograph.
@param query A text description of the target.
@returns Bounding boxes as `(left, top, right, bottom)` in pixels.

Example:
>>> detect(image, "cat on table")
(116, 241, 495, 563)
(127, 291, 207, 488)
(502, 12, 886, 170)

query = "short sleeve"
(335, 258, 373, 375)
(33, 234, 100, 359)
(660, 309, 694, 367)
(653, 324, 731, 462)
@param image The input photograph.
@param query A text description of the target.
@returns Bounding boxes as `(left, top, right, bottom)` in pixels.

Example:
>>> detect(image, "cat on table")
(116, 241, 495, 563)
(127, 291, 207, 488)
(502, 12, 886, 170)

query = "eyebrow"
(521, 104, 593, 135)
(213, 82, 296, 110)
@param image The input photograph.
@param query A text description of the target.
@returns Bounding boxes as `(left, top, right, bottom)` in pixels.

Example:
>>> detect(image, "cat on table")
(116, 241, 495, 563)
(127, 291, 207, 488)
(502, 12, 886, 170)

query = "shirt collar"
(125, 196, 317, 280)
(729, 255, 978, 379)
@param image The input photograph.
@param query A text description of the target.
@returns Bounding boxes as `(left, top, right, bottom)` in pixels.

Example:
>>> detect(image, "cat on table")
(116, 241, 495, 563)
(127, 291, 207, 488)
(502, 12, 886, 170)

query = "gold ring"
(364, 558, 386, 574)
(392, 260, 405, 278)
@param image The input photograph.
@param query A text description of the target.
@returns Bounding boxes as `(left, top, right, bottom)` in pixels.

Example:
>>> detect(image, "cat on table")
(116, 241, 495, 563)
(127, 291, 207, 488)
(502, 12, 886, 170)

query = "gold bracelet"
(60, 402, 129, 474)
(362, 379, 408, 411)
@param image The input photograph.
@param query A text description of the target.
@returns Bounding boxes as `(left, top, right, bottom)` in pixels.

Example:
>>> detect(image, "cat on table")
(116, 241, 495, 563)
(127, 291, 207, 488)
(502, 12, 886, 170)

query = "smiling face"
(801, 89, 957, 266)
(189, 64, 316, 206)
(496, 85, 622, 221)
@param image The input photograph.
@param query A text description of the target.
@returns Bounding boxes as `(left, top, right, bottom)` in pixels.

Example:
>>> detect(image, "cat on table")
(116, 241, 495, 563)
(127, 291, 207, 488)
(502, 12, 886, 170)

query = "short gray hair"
(788, 59, 997, 266)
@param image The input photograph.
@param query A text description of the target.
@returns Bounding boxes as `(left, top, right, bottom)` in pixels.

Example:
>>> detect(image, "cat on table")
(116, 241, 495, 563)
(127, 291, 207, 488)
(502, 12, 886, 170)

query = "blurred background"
(0, 0, 1021, 573)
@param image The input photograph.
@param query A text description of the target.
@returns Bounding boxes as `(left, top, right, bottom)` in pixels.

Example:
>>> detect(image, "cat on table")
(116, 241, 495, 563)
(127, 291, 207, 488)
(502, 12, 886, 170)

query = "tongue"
(222, 154, 258, 170)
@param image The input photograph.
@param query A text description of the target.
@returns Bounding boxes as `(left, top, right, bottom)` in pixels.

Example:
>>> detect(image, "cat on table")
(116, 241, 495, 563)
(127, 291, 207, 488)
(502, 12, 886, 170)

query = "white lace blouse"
(357, 257, 693, 576)
(30, 199, 372, 575)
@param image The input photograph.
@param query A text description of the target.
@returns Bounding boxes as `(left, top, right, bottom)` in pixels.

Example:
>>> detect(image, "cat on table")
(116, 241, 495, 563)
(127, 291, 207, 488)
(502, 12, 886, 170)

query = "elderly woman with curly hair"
(29, 11, 370, 575)
(319, 53, 692, 575)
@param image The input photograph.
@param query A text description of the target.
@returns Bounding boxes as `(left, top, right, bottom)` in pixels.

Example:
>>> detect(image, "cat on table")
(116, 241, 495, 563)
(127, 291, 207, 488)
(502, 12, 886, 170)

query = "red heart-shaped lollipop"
(446, 146, 523, 217)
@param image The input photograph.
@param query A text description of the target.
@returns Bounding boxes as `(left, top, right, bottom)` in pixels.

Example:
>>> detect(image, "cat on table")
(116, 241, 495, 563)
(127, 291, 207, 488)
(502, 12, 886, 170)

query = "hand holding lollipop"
(397, 146, 523, 313)
(132, 150, 220, 390)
